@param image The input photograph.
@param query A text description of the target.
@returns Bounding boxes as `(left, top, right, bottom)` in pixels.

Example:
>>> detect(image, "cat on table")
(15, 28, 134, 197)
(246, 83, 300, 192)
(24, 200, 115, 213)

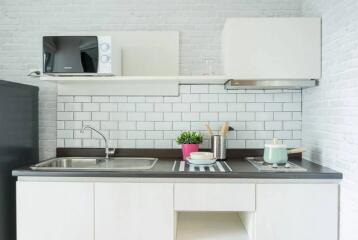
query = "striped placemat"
(172, 161, 232, 173)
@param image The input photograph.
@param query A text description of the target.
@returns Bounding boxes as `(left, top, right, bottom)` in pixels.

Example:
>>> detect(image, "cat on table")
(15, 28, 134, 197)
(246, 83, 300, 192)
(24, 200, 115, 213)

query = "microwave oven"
(43, 36, 120, 75)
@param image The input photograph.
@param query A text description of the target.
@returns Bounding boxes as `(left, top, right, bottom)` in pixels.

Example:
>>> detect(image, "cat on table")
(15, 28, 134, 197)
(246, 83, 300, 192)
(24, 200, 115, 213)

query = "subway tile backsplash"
(57, 85, 302, 149)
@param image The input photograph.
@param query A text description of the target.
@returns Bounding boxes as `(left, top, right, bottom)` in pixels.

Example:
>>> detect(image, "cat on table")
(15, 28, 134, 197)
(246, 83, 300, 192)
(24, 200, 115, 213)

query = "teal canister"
(263, 139, 288, 164)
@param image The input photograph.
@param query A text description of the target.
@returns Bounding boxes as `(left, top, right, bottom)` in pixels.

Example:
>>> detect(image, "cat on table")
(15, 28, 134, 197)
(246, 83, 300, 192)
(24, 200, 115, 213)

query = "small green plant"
(176, 131, 203, 145)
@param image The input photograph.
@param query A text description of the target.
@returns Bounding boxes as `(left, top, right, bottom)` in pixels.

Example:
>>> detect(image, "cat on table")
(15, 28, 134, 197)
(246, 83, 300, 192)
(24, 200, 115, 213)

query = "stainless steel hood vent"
(224, 79, 318, 90)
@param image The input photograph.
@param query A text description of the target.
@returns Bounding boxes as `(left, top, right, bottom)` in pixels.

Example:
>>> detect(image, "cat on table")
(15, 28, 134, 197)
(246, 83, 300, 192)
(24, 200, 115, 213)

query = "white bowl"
(187, 157, 216, 165)
(190, 152, 214, 160)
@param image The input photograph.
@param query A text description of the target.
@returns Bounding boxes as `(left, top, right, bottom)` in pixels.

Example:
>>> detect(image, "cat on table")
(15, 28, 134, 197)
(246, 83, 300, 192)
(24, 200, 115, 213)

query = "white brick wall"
(0, 0, 302, 159)
(57, 86, 302, 149)
(302, 1, 358, 240)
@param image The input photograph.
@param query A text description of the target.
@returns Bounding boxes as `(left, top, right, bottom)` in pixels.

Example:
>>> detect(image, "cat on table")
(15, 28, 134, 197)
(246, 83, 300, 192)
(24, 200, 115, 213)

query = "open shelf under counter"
(176, 212, 253, 240)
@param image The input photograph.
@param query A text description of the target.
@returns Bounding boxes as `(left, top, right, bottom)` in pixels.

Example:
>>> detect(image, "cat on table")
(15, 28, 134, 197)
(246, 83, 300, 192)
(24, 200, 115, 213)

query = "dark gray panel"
(0, 80, 39, 240)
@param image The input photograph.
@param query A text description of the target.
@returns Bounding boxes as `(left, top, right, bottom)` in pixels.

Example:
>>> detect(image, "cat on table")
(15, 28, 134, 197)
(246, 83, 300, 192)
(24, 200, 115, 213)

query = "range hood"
(222, 18, 321, 90)
(224, 79, 318, 90)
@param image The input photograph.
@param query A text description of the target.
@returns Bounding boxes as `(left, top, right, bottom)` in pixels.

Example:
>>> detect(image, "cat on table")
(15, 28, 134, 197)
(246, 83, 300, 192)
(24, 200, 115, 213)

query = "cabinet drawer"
(174, 183, 255, 211)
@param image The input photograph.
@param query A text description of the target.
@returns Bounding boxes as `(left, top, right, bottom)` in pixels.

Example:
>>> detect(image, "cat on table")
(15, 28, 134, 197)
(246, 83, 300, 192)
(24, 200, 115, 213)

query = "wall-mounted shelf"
(40, 75, 229, 85)
(40, 75, 318, 96)
(40, 75, 229, 96)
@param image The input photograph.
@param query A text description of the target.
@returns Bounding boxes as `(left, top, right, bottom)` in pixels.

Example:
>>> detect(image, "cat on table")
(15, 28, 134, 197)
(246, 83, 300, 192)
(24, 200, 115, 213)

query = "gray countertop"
(12, 158, 342, 179)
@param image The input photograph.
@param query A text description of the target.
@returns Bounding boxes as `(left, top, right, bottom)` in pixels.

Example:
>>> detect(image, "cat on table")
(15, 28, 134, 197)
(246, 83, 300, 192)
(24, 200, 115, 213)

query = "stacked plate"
(186, 152, 217, 165)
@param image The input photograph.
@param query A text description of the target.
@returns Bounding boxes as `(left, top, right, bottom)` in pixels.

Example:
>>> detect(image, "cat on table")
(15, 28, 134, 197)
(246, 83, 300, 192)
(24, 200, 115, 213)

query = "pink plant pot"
(181, 144, 199, 160)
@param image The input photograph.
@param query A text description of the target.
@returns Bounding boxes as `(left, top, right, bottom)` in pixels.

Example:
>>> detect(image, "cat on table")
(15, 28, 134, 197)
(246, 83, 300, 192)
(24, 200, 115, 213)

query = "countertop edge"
(12, 170, 343, 180)
(12, 157, 343, 180)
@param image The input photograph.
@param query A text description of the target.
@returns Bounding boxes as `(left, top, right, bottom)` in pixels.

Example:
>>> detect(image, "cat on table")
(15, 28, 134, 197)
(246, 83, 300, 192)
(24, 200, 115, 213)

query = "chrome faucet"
(81, 125, 115, 160)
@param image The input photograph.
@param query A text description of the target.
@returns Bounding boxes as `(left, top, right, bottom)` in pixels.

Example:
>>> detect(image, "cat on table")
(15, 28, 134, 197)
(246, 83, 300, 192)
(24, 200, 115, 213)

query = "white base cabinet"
(95, 183, 174, 240)
(255, 184, 339, 240)
(16, 182, 94, 240)
(16, 179, 339, 240)
(174, 183, 255, 212)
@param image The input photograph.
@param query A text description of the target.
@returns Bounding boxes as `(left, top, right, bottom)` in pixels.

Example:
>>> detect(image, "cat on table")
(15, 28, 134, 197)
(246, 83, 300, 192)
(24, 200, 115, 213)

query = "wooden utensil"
(205, 123, 213, 136)
(220, 122, 229, 137)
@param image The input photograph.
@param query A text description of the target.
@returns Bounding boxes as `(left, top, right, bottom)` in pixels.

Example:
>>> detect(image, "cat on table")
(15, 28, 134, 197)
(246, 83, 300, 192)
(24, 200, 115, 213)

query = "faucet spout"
(81, 125, 115, 159)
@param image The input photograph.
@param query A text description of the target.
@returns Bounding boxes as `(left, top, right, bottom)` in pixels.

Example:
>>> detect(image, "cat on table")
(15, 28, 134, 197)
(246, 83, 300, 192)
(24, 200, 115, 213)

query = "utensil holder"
(211, 135, 226, 160)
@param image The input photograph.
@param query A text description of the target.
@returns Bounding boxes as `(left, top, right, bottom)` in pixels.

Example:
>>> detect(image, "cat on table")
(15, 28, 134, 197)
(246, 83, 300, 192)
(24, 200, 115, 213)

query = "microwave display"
(43, 36, 99, 74)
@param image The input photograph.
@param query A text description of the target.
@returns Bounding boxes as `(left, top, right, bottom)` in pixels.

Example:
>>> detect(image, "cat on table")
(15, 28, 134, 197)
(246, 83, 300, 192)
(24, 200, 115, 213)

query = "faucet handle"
(108, 148, 116, 156)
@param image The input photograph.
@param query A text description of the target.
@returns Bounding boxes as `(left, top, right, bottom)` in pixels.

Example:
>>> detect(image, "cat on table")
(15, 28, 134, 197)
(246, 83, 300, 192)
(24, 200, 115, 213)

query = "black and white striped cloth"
(172, 161, 232, 173)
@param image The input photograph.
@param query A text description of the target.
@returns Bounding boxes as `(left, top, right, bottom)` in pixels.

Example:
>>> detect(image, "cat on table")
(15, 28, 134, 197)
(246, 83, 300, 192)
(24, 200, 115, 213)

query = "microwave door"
(43, 36, 99, 74)
(79, 37, 98, 72)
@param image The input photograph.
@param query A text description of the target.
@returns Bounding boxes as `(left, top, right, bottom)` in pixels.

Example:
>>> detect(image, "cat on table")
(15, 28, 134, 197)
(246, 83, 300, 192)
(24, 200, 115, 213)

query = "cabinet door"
(255, 184, 338, 240)
(95, 183, 174, 240)
(175, 183, 255, 211)
(223, 18, 321, 79)
(17, 181, 94, 240)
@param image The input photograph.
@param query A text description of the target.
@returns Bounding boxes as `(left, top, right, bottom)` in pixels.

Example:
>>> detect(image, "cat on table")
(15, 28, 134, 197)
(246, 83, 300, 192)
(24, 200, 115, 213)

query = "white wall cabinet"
(222, 18, 321, 79)
(255, 184, 339, 240)
(16, 182, 94, 240)
(95, 183, 174, 240)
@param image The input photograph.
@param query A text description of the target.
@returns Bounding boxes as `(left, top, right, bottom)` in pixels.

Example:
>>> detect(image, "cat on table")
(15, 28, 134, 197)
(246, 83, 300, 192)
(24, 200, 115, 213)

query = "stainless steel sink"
(30, 157, 158, 171)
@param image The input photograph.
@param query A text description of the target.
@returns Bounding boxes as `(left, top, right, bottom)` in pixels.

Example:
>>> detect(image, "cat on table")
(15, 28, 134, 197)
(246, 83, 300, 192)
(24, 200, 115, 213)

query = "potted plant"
(176, 131, 203, 160)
